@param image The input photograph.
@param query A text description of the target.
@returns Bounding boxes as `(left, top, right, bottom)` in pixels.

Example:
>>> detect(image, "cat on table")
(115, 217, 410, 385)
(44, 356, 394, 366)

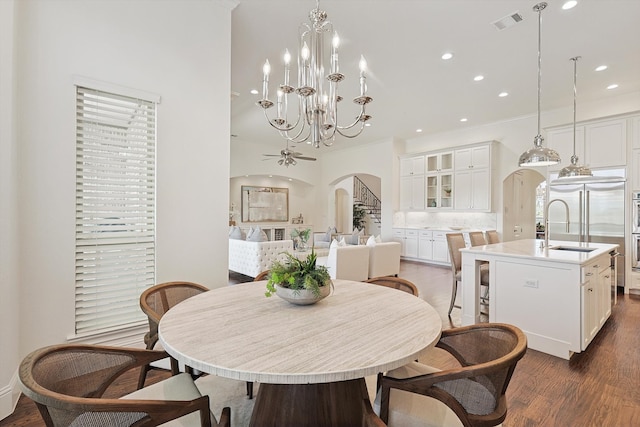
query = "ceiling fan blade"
(262, 154, 281, 157)
(296, 156, 317, 161)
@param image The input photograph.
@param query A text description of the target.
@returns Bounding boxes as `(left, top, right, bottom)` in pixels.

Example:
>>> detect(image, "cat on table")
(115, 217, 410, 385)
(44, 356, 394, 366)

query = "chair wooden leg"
(247, 381, 253, 399)
(137, 364, 150, 390)
(448, 278, 458, 316)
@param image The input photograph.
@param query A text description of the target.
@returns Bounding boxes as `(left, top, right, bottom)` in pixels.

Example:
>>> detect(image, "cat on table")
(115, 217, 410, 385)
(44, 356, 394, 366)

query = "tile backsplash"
(393, 211, 497, 230)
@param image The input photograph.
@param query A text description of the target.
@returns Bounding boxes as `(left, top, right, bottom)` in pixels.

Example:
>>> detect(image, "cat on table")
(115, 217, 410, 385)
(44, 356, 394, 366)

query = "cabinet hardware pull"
(585, 272, 593, 276)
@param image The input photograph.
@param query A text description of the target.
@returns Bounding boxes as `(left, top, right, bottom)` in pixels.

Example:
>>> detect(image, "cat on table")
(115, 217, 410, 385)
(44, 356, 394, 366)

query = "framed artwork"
(241, 186, 289, 222)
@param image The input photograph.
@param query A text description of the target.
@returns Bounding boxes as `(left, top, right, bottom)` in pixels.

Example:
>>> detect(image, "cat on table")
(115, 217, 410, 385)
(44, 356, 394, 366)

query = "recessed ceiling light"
(441, 52, 454, 60)
(498, 91, 509, 97)
(562, 1, 578, 10)
(288, 178, 292, 181)
(416, 129, 423, 133)
(595, 65, 608, 72)
(250, 89, 259, 95)
(268, 175, 273, 178)
(607, 84, 619, 90)
(460, 118, 468, 122)
(365, 123, 371, 127)
(473, 75, 484, 82)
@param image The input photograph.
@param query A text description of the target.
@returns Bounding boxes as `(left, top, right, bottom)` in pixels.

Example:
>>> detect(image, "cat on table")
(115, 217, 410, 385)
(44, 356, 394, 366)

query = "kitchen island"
(461, 239, 618, 359)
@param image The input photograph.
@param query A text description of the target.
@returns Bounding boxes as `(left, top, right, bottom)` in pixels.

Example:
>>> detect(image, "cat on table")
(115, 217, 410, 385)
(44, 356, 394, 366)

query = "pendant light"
(557, 57, 592, 178)
(518, 2, 561, 167)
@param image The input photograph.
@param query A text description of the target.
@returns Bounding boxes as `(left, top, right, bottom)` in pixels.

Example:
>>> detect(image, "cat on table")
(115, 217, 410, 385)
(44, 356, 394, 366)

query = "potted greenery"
(264, 250, 332, 305)
(290, 228, 311, 251)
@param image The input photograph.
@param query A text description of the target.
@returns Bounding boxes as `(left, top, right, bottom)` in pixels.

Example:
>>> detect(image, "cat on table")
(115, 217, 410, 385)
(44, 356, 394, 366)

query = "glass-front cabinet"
(426, 172, 453, 209)
(426, 152, 453, 173)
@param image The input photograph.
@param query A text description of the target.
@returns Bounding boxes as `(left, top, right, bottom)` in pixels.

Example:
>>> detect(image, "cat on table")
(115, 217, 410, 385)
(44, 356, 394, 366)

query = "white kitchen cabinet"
(418, 230, 433, 260)
(431, 231, 450, 263)
(547, 117, 627, 170)
(416, 229, 450, 264)
(400, 155, 426, 210)
(393, 228, 418, 258)
(581, 254, 611, 350)
(400, 175, 425, 210)
(453, 143, 492, 212)
(454, 145, 490, 170)
(400, 155, 425, 176)
(426, 151, 453, 173)
(454, 168, 490, 211)
(426, 173, 453, 209)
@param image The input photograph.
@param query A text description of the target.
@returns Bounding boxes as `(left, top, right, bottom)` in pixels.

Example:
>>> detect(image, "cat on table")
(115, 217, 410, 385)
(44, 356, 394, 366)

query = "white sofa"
(317, 245, 370, 282)
(367, 241, 401, 278)
(228, 239, 293, 278)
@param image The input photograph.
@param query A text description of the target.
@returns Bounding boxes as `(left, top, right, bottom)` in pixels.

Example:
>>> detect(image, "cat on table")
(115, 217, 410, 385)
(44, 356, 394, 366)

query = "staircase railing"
(353, 176, 381, 223)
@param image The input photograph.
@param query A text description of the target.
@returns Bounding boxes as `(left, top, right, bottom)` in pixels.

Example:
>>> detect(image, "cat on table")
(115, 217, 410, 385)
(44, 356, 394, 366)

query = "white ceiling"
(230, 0, 640, 156)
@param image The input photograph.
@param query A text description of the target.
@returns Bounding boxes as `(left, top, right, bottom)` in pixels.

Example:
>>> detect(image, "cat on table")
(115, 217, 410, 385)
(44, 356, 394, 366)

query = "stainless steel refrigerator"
(548, 176, 625, 287)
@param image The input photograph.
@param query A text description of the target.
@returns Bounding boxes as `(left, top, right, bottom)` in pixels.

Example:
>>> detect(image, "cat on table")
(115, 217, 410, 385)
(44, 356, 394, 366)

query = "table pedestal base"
(249, 378, 376, 427)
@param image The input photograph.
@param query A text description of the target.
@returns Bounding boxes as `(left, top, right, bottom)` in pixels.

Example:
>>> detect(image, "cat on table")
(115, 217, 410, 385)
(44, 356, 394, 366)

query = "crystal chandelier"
(256, 1, 373, 148)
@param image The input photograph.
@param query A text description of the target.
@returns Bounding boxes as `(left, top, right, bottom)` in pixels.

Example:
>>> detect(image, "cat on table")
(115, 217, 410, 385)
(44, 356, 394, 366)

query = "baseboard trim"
(0, 369, 20, 422)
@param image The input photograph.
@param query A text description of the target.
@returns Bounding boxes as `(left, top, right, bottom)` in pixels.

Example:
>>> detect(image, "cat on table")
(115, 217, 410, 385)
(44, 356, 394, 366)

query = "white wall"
(0, 0, 20, 417)
(1, 0, 235, 419)
(317, 139, 399, 241)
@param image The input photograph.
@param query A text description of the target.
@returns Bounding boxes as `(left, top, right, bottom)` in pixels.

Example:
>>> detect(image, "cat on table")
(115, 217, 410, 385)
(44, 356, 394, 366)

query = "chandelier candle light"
(256, 1, 373, 148)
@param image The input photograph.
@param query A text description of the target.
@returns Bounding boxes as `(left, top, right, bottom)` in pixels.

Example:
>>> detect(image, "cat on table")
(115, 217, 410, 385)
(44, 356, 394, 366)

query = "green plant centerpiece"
(265, 250, 332, 305)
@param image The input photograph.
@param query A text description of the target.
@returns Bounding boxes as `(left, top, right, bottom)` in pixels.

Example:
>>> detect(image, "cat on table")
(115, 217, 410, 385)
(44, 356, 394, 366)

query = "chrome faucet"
(544, 199, 570, 248)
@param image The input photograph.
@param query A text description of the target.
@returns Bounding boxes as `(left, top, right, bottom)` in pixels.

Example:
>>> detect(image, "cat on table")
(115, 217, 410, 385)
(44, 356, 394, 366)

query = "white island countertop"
(460, 239, 618, 266)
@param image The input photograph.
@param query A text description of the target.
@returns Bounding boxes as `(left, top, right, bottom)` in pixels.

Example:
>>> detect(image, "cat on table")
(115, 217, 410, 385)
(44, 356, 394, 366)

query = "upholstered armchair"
(367, 242, 401, 278)
(317, 244, 370, 281)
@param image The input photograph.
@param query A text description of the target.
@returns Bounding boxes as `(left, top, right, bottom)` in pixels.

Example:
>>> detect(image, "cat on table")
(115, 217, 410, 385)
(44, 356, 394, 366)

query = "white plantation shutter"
(75, 86, 157, 335)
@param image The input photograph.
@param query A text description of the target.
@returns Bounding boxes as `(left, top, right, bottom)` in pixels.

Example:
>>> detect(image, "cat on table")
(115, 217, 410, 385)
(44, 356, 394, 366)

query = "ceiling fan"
(262, 143, 316, 167)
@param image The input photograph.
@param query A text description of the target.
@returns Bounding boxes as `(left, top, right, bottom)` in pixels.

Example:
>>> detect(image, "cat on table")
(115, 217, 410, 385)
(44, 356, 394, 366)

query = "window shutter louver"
(75, 86, 157, 335)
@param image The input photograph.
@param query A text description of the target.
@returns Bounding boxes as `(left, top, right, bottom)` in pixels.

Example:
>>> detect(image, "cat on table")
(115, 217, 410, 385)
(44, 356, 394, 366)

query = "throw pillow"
(375, 235, 382, 243)
(330, 238, 339, 249)
(229, 226, 245, 240)
(338, 237, 347, 246)
(246, 226, 254, 240)
(247, 226, 268, 242)
(366, 235, 376, 246)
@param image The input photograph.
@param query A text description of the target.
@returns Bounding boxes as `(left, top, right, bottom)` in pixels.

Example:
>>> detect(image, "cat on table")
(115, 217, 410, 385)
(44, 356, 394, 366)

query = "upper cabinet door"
(584, 119, 627, 168)
(400, 155, 426, 176)
(454, 145, 490, 170)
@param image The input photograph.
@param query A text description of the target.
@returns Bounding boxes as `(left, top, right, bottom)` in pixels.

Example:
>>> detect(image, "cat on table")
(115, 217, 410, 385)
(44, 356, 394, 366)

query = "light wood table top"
(159, 279, 442, 385)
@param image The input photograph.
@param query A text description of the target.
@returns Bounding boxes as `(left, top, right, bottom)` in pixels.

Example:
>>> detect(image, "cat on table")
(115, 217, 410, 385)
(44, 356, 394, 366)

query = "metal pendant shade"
(518, 2, 561, 167)
(557, 57, 592, 178)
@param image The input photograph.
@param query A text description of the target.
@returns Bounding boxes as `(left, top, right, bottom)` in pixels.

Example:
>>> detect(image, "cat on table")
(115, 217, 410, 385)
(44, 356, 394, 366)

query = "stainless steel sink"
(549, 246, 597, 253)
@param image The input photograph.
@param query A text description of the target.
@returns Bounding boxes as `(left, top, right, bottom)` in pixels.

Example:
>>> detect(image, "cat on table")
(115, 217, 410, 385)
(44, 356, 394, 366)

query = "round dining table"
(159, 279, 442, 427)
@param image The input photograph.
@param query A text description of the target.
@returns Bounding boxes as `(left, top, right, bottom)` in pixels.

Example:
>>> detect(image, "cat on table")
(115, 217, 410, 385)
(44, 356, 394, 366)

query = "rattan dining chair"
(254, 270, 270, 281)
(19, 344, 230, 427)
(138, 281, 209, 389)
(366, 276, 419, 296)
(445, 233, 489, 316)
(378, 323, 527, 427)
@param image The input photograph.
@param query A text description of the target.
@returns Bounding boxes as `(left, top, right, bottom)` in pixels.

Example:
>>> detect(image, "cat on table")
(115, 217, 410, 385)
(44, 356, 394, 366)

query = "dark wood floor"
(4, 260, 640, 426)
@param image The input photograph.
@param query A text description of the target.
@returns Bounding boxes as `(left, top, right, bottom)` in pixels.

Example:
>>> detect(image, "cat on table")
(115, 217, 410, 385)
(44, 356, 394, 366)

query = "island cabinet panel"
(460, 239, 617, 360)
(581, 255, 612, 350)
(493, 260, 581, 359)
